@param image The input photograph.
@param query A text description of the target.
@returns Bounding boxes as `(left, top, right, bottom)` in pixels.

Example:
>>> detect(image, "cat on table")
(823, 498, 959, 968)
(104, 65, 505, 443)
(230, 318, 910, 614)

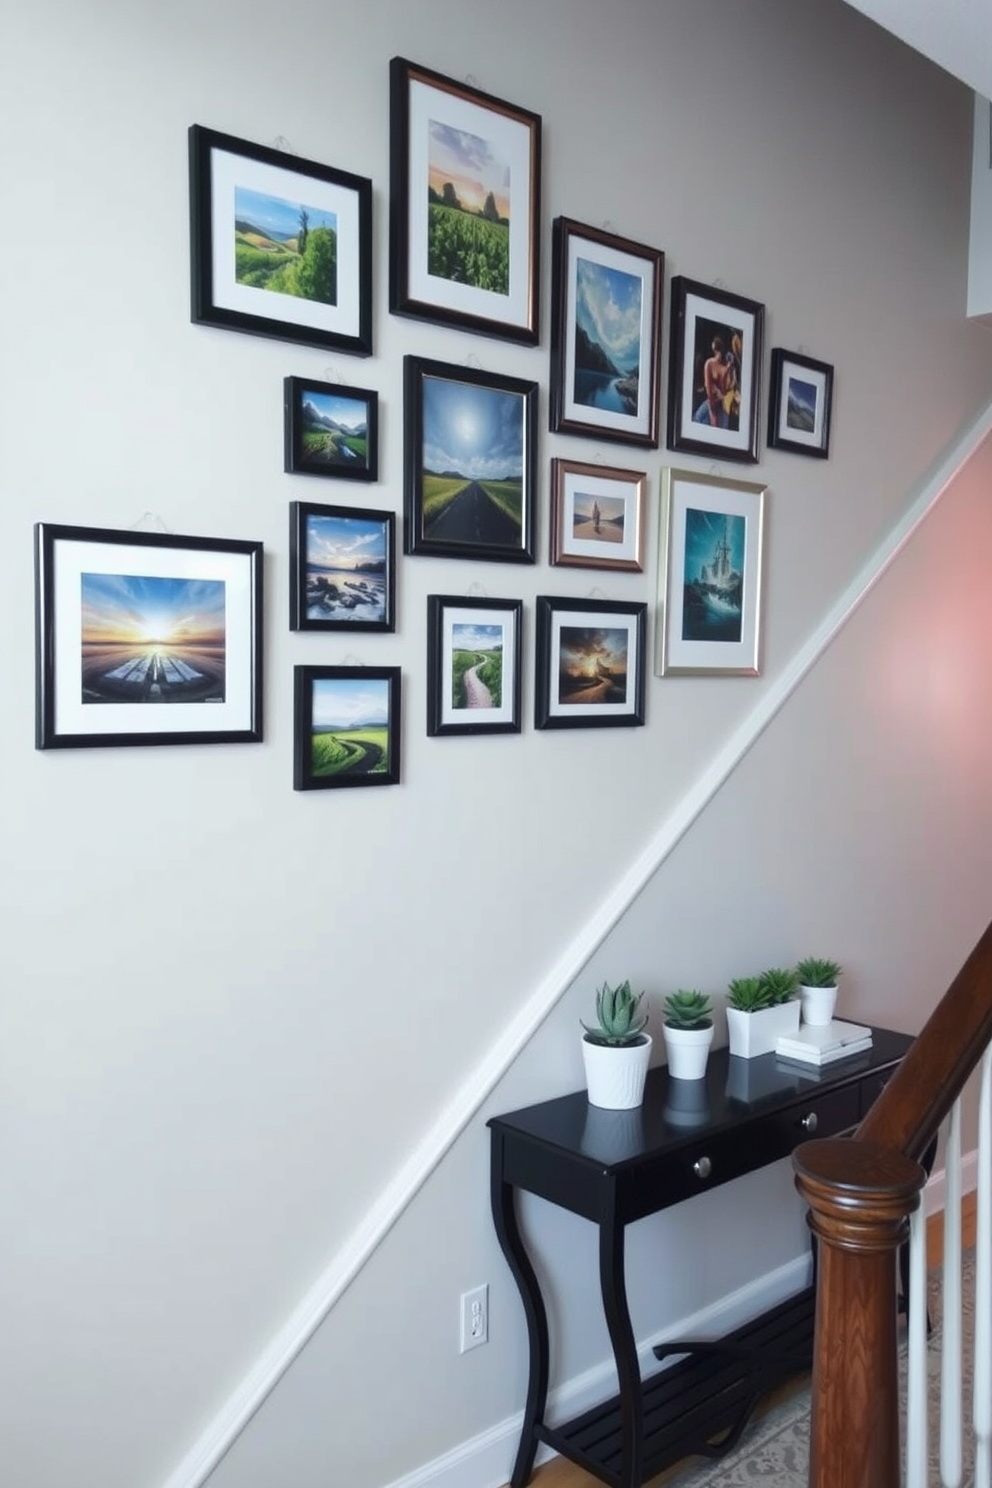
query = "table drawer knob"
(694, 1156, 712, 1180)
(801, 1112, 818, 1133)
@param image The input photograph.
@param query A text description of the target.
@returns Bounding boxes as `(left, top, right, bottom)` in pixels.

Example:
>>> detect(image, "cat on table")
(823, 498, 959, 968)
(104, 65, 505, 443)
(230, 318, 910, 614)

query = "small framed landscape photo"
(404, 355, 536, 563)
(389, 56, 541, 344)
(656, 468, 766, 677)
(427, 595, 522, 737)
(284, 377, 378, 481)
(189, 124, 372, 355)
(667, 276, 764, 463)
(534, 596, 646, 730)
(289, 501, 395, 632)
(767, 348, 833, 458)
(549, 217, 663, 447)
(294, 665, 401, 790)
(550, 458, 646, 572)
(35, 523, 263, 749)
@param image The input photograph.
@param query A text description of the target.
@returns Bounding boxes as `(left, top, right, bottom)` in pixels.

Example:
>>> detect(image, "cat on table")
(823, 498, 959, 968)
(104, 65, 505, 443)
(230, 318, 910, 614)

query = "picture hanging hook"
(128, 511, 171, 534)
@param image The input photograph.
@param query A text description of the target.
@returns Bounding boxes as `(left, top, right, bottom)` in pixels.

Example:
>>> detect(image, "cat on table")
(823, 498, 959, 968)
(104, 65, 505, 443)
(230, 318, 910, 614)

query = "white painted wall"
(2, 3, 992, 1488)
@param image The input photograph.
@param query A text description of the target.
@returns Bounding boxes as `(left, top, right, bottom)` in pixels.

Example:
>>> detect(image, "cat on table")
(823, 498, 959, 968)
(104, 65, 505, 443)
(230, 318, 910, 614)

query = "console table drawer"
(626, 1083, 861, 1219)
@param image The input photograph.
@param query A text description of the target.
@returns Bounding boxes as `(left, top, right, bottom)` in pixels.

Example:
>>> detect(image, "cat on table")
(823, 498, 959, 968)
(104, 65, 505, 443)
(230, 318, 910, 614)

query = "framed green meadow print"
(293, 665, 401, 790)
(389, 57, 541, 344)
(189, 125, 372, 355)
(284, 376, 378, 481)
(427, 595, 522, 736)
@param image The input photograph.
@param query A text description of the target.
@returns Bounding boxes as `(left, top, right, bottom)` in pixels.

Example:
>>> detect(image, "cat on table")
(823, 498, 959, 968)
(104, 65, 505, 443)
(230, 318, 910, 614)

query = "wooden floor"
(501, 1195, 977, 1488)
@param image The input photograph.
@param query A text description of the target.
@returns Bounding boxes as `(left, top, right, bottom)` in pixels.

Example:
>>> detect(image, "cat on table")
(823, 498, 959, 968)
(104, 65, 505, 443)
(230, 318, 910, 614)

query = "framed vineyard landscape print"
(389, 57, 541, 343)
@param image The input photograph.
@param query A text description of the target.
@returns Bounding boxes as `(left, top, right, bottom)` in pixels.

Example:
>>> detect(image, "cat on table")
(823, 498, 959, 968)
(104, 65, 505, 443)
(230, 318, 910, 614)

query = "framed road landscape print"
(427, 595, 522, 736)
(767, 348, 833, 458)
(534, 596, 646, 730)
(284, 377, 378, 481)
(667, 276, 764, 463)
(289, 501, 395, 632)
(389, 57, 541, 344)
(189, 124, 372, 355)
(35, 523, 263, 749)
(656, 469, 766, 677)
(294, 665, 401, 791)
(404, 355, 537, 563)
(549, 458, 646, 572)
(549, 217, 663, 446)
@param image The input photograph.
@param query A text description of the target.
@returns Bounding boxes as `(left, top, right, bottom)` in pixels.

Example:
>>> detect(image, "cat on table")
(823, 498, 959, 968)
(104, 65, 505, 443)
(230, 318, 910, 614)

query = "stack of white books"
(775, 1019, 873, 1068)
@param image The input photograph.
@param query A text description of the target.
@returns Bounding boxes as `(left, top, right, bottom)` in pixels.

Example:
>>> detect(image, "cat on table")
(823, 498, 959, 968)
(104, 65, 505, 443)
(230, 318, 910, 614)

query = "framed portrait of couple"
(667, 276, 764, 464)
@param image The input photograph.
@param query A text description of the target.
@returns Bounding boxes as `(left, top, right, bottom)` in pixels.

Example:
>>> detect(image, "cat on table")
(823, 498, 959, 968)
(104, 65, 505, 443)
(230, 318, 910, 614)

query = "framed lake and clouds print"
(667, 276, 763, 463)
(189, 125, 372, 355)
(403, 355, 536, 563)
(35, 523, 263, 748)
(389, 57, 541, 343)
(550, 217, 663, 446)
(767, 348, 833, 458)
(656, 469, 766, 677)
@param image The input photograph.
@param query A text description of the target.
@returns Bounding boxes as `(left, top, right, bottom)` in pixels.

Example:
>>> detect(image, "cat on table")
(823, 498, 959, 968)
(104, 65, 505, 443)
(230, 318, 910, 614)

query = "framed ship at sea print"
(656, 469, 766, 677)
(667, 276, 764, 463)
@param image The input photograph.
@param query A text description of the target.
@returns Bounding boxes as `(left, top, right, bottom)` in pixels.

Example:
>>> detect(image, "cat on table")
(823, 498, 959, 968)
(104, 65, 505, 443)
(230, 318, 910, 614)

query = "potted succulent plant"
(661, 990, 714, 1080)
(796, 956, 843, 1027)
(580, 980, 652, 1109)
(726, 970, 800, 1059)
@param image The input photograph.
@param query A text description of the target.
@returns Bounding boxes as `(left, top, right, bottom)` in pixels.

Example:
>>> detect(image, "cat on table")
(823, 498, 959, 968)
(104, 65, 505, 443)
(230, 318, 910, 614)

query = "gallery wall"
(3, 3, 992, 1488)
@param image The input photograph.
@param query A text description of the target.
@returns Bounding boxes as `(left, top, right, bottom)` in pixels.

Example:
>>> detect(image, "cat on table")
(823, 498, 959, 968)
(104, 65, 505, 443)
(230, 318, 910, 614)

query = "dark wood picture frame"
(666, 275, 764, 464)
(389, 56, 541, 344)
(284, 376, 379, 481)
(35, 522, 263, 749)
(549, 216, 663, 446)
(289, 501, 395, 633)
(189, 124, 372, 356)
(534, 595, 646, 730)
(549, 457, 646, 572)
(293, 665, 401, 790)
(767, 348, 833, 458)
(427, 595, 522, 736)
(404, 355, 537, 564)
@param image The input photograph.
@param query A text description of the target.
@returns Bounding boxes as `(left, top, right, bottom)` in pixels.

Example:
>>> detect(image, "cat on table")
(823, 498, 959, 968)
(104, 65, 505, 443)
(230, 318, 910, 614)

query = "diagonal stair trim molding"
(164, 400, 992, 1488)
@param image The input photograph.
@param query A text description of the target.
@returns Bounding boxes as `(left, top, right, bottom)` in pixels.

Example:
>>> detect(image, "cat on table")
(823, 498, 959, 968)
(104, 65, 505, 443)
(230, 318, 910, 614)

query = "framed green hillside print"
(294, 665, 401, 791)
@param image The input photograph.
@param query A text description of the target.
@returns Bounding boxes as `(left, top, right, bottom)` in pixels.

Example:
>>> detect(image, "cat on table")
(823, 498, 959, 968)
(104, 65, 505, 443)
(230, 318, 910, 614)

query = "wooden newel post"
(793, 1137, 926, 1488)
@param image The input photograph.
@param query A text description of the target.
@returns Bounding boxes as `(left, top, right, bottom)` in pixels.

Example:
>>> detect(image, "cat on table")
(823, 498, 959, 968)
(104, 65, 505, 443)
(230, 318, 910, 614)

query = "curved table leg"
(490, 1130, 549, 1488)
(599, 1192, 642, 1488)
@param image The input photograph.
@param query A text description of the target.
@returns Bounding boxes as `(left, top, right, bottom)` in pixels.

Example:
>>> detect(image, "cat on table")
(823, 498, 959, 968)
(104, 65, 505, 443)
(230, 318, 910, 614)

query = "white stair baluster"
(906, 1198, 929, 1488)
(974, 1047, 992, 1488)
(941, 1100, 963, 1487)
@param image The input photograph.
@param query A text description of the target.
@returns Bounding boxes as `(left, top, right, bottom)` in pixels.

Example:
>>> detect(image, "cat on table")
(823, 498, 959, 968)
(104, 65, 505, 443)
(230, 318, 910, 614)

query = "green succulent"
(663, 989, 713, 1030)
(796, 957, 842, 988)
(581, 979, 649, 1047)
(726, 975, 772, 1012)
(757, 966, 799, 1006)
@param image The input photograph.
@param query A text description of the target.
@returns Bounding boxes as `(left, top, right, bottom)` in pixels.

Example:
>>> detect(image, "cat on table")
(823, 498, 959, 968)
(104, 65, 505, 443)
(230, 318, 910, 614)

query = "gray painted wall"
(2, 3, 992, 1487)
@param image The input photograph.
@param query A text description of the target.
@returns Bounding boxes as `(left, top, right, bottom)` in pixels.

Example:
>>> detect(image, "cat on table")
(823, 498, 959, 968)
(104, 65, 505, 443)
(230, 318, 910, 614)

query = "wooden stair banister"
(793, 918, 992, 1488)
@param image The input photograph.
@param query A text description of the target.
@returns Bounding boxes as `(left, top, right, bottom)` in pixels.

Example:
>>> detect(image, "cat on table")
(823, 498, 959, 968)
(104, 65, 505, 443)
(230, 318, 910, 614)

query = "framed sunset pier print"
(427, 595, 522, 736)
(404, 355, 536, 563)
(389, 57, 541, 343)
(656, 469, 766, 677)
(35, 523, 263, 748)
(550, 217, 663, 446)
(667, 276, 764, 463)
(767, 348, 833, 458)
(189, 125, 372, 355)
(534, 596, 646, 730)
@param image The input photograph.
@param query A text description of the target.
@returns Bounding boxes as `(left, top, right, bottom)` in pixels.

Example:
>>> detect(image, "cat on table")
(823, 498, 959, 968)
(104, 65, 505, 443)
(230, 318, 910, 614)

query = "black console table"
(488, 1027, 913, 1488)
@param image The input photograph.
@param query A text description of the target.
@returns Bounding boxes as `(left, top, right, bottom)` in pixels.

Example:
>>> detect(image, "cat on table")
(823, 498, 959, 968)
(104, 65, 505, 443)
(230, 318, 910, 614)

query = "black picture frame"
(549, 217, 663, 446)
(289, 501, 395, 633)
(35, 523, 263, 749)
(666, 275, 764, 464)
(389, 56, 541, 344)
(767, 348, 834, 458)
(284, 376, 379, 481)
(189, 124, 372, 356)
(403, 355, 537, 564)
(294, 666, 401, 790)
(534, 596, 646, 730)
(427, 595, 522, 736)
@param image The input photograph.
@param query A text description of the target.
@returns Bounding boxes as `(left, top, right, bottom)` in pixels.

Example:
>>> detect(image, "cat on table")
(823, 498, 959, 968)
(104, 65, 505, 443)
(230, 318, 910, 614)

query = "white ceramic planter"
(581, 1034, 652, 1109)
(662, 1022, 714, 1080)
(799, 983, 838, 1027)
(726, 1000, 800, 1058)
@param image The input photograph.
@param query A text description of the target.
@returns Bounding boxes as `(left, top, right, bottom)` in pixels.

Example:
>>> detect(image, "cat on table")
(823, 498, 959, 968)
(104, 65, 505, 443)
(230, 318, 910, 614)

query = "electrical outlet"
(459, 1283, 488, 1352)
